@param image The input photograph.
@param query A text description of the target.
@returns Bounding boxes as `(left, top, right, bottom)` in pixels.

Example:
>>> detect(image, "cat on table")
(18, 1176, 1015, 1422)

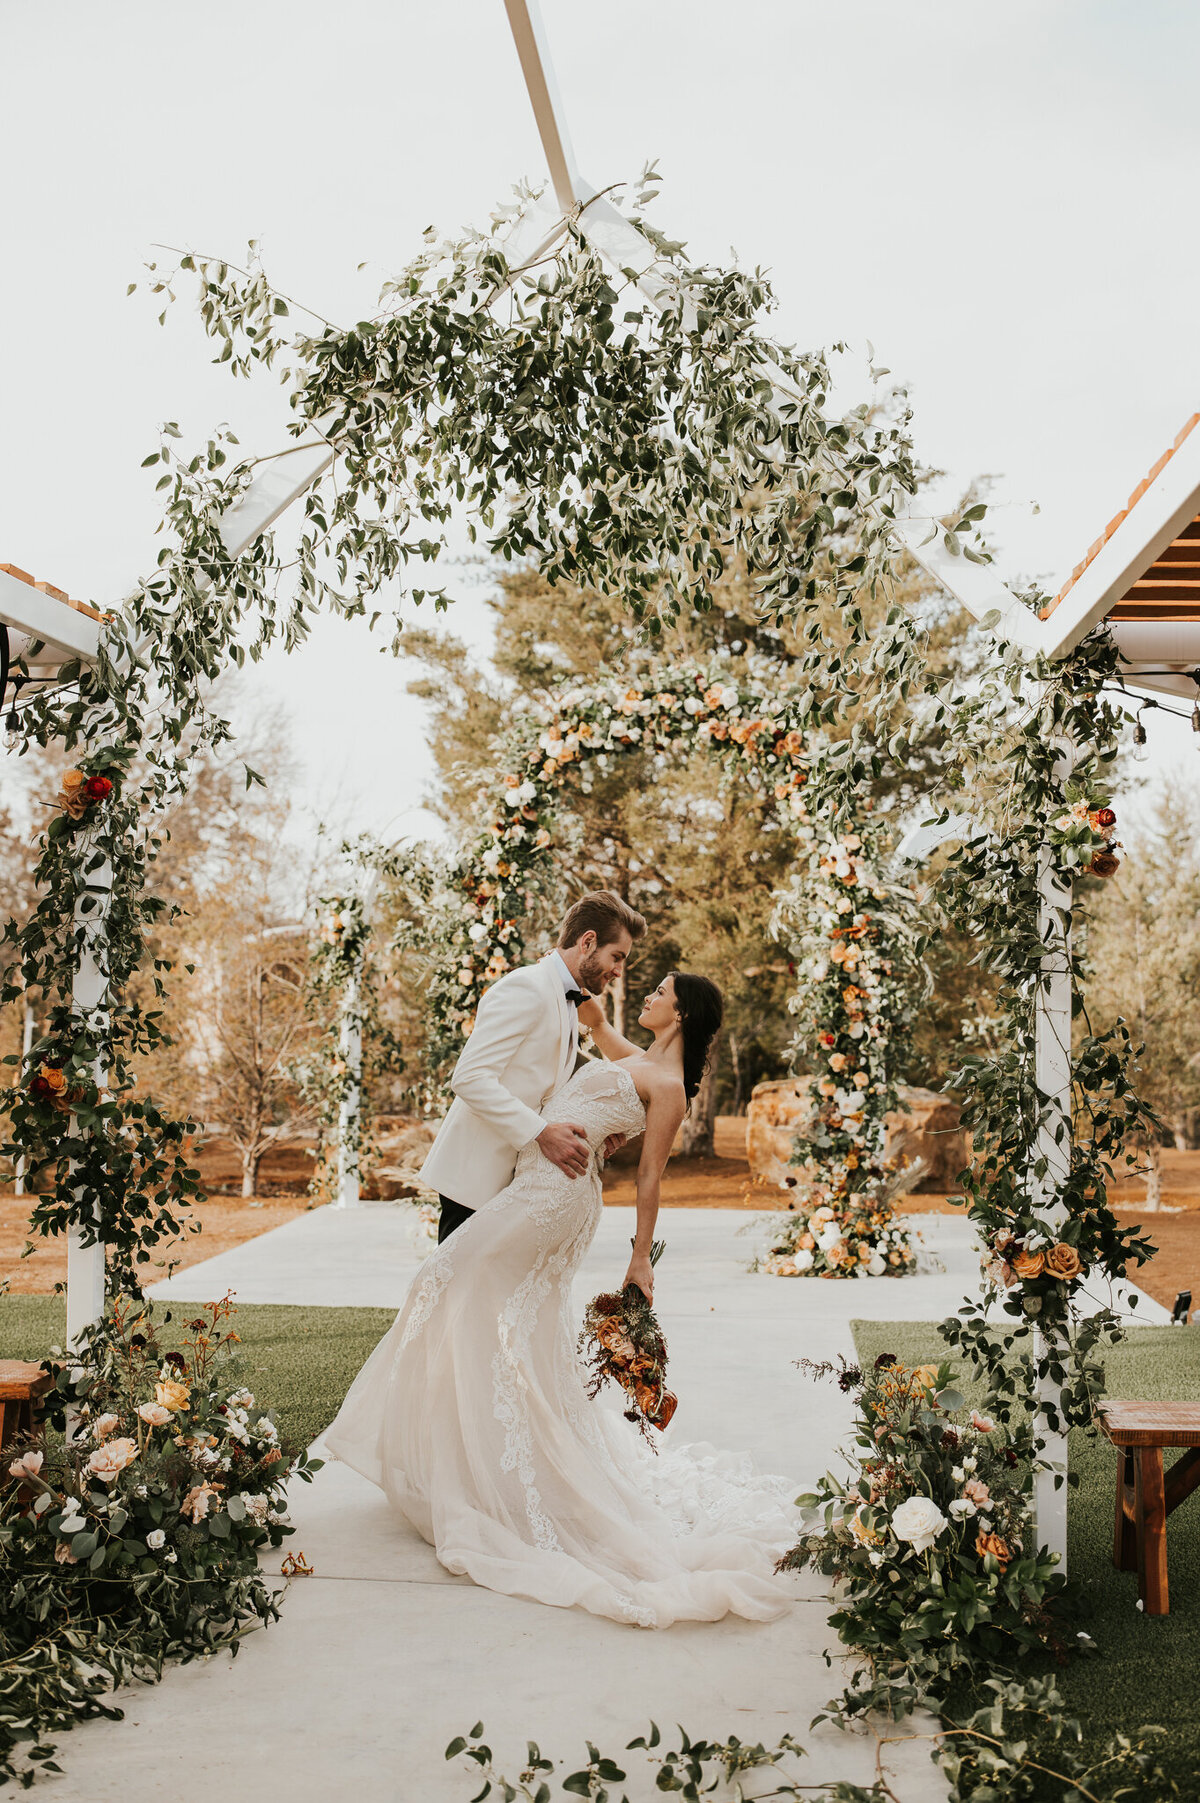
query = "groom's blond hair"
(558, 890, 646, 949)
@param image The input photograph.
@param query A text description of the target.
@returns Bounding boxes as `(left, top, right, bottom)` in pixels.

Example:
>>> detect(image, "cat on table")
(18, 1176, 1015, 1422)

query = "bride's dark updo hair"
(670, 972, 723, 1104)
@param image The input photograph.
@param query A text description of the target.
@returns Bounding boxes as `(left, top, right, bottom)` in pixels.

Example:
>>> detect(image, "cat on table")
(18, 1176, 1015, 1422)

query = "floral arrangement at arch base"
(757, 818, 930, 1279)
(778, 1352, 1071, 1717)
(0, 1294, 321, 1787)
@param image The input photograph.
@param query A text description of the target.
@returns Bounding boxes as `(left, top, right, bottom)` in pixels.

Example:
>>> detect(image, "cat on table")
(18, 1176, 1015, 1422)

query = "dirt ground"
(4, 1124, 1199, 1310)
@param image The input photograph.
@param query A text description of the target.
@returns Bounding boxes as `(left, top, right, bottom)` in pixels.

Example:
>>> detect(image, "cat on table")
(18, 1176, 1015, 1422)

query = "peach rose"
(86, 1437, 138, 1484)
(55, 1541, 80, 1565)
(92, 1412, 120, 1440)
(970, 1411, 995, 1434)
(1011, 1247, 1045, 1280)
(137, 1401, 173, 1428)
(8, 1449, 43, 1481)
(155, 1379, 190, 1413)
(797, 1232, 816, 1251)
(829, 1053, 847, 1072)
(180, 1482, 221, 1523)
(1044, 1242, 1083, 1280)
(912, 1365, 940, 1393)
(963, 1478, 991, 1508)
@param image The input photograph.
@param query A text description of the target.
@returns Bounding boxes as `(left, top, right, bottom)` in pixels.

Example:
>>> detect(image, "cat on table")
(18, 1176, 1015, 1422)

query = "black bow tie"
(565, 988, 588, 1006)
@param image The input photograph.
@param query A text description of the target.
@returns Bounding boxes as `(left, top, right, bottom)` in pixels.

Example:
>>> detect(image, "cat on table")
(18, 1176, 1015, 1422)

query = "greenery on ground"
(852, 1318, 1200, 1797)
(0, 1296, 393, 1454)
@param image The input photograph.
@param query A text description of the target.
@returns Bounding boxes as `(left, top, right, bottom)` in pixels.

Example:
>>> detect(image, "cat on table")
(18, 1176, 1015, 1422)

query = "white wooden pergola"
(5, 0, 1198, 1568)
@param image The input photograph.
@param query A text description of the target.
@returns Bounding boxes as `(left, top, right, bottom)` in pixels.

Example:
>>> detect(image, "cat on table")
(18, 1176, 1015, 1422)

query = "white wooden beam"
(502, 0, 582, 213)
(0, 569, 101, 668)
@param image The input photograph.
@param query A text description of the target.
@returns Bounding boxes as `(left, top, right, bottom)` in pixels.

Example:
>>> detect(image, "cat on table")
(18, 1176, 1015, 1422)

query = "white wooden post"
(1032, 827, 1073, 1570)
(14, 998, 35, 1196)
(66, 854, 112, 1349)
(335, 951, 364, 1210)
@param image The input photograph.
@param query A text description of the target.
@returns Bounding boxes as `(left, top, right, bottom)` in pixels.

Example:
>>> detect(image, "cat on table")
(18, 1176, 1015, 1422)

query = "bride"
(324, 967, 798, 1628)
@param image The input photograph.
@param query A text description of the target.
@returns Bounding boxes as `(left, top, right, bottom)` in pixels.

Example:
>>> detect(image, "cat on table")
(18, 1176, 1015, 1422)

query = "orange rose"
(975, 1531, 1011, 1567)
(1044, 1242, 1082, 1280)
(797, 1232, 815, 1250)
(1011, 1247, 1045, 1280)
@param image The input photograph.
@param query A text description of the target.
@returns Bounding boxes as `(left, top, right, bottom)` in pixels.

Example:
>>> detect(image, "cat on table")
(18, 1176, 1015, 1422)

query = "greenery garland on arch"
(2, 183, 921, 1288)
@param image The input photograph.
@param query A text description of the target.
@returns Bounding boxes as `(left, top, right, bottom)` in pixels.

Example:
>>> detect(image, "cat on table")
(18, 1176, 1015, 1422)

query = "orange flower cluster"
(580, 1252, 675, 1439)
(56, 768, 113, 820)
(987, 1231, 1084, 1286)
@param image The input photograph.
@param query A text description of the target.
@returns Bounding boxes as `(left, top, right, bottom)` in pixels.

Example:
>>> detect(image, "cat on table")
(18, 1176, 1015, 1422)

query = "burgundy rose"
(29, 1074, 51, 1099)
(84, 775, 113, 802)
(1096, 807, 1116, 828)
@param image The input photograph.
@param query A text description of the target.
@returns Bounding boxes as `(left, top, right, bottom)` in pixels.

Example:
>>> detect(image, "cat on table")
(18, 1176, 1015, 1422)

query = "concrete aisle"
(43, 1207, 1162, 1802)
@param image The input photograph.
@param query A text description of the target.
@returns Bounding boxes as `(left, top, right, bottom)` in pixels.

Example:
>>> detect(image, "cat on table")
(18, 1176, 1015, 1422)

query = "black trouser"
(437, 1194, 475, 1244)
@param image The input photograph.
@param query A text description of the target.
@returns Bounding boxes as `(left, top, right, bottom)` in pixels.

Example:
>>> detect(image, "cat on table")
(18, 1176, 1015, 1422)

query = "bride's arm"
(622, 1076, 687, 1302)
(576, 996, 641, 1063)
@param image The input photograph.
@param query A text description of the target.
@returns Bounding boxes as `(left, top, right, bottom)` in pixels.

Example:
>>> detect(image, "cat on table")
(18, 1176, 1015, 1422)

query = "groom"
(420, 890, 647, 1243)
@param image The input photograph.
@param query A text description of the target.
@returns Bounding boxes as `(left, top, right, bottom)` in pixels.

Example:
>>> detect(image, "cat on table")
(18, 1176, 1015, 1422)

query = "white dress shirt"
(549, 950, 581, 1063)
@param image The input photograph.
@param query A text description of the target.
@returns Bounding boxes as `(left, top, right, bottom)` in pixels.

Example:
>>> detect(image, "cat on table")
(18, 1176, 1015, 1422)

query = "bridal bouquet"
(579, 1241, 677, 1440)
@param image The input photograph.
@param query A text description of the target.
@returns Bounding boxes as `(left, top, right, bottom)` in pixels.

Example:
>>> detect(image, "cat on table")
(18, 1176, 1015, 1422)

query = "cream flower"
(92, 1412, 120, 1441)
(8, 1449, 43, 1481)
(146, 1528, 167, 1550)
(891, 1494, 948, 1554)
(137, 1402, 172, 1428)
(155, 1379, 190, 1413)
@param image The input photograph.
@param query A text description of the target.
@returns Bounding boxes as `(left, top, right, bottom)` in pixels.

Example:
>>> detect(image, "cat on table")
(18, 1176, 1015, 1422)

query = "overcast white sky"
(4, 0, 1200, 832)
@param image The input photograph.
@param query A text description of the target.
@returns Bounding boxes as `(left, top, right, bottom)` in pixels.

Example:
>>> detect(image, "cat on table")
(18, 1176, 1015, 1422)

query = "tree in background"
(1083, 777, 1200, 1202)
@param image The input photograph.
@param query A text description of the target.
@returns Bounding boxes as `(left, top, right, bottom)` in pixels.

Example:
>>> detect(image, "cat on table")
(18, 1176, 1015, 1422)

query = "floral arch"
(421, 661, 813, 1079)
(397, 659, 930, 1282)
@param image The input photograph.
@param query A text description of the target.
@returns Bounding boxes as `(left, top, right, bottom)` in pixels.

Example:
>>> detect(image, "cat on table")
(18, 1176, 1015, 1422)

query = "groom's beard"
(575, 950, 613, 996)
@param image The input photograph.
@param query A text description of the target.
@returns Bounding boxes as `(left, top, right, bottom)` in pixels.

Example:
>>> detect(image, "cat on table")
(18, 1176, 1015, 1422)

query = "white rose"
(516, 780, 537, 803)
(146, 1528, 167, 1550)
(683, 697, 703, 715)
(468, 923, 488, 941)
(794, 1247, 814, 1271)
(482, 846, 501, 871)
(948, 1498, 977, 1520)
(867, 1254, 886, 1276)
(243, 1493, 270, 1524)
(816, 1225, 841, 1253)
(891, 1494, 948, 1554)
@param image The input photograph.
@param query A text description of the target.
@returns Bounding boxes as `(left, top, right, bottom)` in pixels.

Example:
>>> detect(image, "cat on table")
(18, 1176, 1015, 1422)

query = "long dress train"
(324, 1061, 798, 1628)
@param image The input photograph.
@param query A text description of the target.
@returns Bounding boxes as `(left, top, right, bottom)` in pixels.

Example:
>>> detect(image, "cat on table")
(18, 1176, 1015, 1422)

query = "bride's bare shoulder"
(623, 1059, 686, 1113)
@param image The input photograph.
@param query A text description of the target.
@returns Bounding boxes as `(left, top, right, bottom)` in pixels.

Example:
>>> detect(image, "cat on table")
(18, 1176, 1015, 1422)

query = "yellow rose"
(155, 1379, 190, 1413)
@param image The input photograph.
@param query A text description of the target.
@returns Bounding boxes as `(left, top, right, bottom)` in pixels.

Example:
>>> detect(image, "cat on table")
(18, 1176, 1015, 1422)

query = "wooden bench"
(1098, 1399, 1200, 1615)
(0, 1360, 53, 1462)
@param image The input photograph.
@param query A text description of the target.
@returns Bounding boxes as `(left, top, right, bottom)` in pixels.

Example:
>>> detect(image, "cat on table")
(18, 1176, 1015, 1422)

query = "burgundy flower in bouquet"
(579, 1241, 676, 1441)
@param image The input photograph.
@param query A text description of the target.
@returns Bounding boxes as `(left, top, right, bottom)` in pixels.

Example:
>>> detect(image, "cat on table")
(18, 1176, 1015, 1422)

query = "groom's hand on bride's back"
(536, 1120, 590, 1178)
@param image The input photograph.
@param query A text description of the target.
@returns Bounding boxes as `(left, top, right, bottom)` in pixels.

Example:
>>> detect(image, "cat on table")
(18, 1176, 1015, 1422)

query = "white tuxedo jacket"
(418, 957, 576, 1210)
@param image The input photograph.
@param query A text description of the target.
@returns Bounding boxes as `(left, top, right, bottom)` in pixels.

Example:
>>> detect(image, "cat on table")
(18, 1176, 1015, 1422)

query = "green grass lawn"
(0, 1295, 395, 1453)
(852, 1318, 1200, 1795)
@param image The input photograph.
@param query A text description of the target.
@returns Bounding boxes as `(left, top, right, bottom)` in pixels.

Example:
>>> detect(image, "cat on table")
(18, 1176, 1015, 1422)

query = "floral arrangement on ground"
(777, 1351, 1069, 1716)
(0, 1295, 321, 1787)
(758, 818, 930, 1279)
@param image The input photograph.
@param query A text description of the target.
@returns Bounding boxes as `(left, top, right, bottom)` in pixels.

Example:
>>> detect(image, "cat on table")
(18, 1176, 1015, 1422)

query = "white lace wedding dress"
(324, 1061, 798, 1627)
